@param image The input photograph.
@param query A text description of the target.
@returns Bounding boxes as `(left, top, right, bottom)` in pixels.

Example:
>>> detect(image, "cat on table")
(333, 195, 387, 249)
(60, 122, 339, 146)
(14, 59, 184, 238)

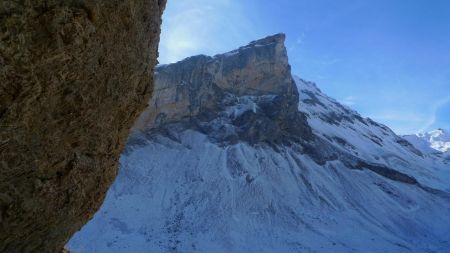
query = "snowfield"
(67, 78, 450, 253)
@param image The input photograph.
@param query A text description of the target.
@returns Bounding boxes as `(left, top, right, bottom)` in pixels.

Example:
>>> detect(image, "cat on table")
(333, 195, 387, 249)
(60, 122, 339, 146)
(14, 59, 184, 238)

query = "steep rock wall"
(0, 1, 166, 252)
(133, 34, 300, 132)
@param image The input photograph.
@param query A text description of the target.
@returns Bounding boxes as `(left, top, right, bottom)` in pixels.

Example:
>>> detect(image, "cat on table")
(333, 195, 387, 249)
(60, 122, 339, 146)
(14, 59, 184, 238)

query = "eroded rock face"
(134, 34, 312, 143)
(0, 1, 166, 252)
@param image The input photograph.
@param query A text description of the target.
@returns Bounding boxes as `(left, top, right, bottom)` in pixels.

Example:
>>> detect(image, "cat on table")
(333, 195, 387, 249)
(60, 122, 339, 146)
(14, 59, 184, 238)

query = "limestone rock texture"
(0, 1, 166, 252)
(133, 34, 311, 143)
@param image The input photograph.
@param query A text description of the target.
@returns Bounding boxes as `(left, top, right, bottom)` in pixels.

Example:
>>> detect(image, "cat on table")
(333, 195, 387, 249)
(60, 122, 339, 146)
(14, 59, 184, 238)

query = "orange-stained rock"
(134, 34, 297, 130)
(133, 34, 312, 144)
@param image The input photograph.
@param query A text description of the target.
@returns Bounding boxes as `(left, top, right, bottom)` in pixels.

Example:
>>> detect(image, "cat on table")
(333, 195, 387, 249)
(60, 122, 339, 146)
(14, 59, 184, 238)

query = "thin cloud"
(295, 33, 306, 45)
(418, 95, 450, 133)
(158, 0, 256, 64)
(368, 111, 426, 134)
(341, 96, 356, 106)
(370, 112, 425, 122)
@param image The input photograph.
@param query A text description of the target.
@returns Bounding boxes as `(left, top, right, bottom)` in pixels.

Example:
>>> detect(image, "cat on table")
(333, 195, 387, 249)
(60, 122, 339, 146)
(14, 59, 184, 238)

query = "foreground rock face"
(134, 34, 312, 143)
(0, 1, 165, 252)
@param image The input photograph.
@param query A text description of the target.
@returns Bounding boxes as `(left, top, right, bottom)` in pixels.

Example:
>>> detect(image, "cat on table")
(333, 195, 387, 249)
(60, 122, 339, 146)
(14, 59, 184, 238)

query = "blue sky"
(158, 0, 450, 134)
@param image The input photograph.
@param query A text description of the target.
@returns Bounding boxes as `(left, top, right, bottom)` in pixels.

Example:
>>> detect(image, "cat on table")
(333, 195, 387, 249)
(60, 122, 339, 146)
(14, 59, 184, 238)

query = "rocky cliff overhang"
(0, 1, 166, 252)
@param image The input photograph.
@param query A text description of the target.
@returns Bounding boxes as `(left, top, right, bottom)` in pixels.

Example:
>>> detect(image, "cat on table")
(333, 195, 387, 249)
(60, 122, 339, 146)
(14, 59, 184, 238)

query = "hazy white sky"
(158, 0, 450, 134)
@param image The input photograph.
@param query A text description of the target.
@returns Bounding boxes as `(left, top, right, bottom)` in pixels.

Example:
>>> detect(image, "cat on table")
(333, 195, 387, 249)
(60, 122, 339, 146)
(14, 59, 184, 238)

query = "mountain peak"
(213, 33, 288, 67)
(429, 128, 448, 136)
(133, 33, 303, 140)
(405, 128, 450, 154)
(248, 33, 286, 46)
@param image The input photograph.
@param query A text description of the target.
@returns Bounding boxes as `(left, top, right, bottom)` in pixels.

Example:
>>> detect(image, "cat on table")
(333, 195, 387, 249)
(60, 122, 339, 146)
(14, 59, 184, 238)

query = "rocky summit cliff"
(69, 34, 450, 253)
(0, 1, 165, 252)
(133, 34, 311, 144)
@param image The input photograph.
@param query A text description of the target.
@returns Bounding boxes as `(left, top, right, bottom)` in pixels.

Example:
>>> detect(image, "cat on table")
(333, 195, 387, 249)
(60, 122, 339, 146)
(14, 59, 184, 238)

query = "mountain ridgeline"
(68, 34, 450, 253)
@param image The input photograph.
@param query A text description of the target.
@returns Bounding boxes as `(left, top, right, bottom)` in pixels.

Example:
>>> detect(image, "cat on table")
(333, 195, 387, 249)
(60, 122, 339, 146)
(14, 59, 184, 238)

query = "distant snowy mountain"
(68, 34, 450, 253)
(404, 129, 450, 162)
(426, 129, 450, 152)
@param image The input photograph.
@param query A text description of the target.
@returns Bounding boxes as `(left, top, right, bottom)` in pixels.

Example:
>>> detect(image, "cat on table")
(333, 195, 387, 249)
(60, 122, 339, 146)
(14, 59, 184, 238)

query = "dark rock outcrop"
(445, 154, 450, 163)
(0, 1, 166, 252)
(355, 161, 418, 185)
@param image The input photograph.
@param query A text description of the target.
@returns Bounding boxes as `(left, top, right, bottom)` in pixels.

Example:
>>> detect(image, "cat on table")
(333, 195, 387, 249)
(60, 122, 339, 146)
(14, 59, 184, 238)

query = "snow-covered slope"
(404, 129, 450, 160)
(295, 76, 450, 186)
(424, 129, 450, 153)
(69, 130, 450, 253)
(67, 36, 450, 253)
(68, 80, 450, 253)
